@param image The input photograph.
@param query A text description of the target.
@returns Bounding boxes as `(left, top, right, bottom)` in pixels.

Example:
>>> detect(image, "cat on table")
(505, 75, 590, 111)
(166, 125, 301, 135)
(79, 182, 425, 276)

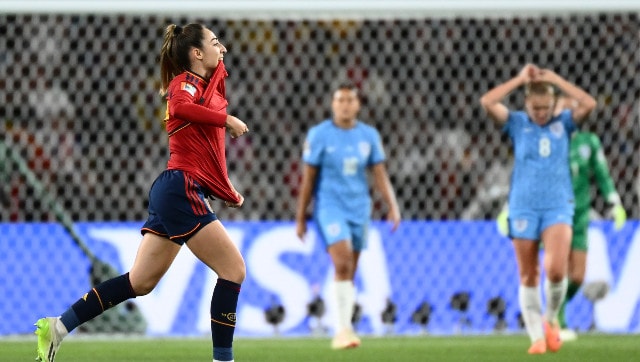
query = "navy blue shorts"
(141, 170, 218, 245)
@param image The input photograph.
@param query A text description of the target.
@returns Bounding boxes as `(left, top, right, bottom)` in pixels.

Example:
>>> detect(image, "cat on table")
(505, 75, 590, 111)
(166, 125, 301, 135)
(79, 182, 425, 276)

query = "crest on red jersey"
(180, 82, 197, 97)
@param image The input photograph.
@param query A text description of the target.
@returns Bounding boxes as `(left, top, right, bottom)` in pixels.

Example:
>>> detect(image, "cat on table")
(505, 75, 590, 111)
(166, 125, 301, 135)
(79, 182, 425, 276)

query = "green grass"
(2, 334, 639, 362)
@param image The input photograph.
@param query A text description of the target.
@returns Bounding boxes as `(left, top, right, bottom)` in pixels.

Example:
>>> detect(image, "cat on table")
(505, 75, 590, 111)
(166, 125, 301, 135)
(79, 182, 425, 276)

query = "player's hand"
(225, 115, 249, 138)
(296, 220, 307, 241)
(387, 208, 401, 232)
(535, 68, 560, 84)
(496, 209, 509, 236)
(609, 203, 627, 231)
(518, 63, 540, 83)
(225, 192, 244, 208)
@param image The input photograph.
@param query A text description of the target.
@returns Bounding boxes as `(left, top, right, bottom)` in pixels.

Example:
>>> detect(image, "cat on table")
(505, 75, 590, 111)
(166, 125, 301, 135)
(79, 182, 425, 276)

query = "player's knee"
(570, 275, 584, 285)
(517, 266, 538, 285)
(519, 274, 538, 286)
(568, 266, 586, 285)
(232, 264, 246, 284)
(131, 279, 158, 296)
(333, 260, 354, 279)
(128, 271, 162, 296)
(546, 269, 565, 283)
(218, 261, 246, 284)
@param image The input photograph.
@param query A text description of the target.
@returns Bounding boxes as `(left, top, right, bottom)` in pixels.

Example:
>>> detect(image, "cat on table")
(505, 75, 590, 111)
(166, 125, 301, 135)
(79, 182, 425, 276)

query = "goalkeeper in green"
(558, 96, 626, 339)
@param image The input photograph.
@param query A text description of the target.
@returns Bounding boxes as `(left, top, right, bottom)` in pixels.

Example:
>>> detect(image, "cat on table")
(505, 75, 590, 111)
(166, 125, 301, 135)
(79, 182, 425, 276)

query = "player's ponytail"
(158, 23, 205, 95)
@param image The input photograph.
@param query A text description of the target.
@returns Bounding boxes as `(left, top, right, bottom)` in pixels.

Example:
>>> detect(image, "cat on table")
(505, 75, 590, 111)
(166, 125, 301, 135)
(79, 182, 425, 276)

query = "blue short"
(141, 170, 218, 245)
(508, 206, 574, 241)
(314, 208, 368, 251)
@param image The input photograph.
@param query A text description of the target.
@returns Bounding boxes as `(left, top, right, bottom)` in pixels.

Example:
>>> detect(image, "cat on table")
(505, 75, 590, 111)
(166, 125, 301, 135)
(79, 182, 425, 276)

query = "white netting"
(1, 13, 638, 222)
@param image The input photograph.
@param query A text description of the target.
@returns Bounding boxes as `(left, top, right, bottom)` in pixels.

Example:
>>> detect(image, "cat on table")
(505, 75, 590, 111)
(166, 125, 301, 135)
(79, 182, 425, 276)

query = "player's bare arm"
(295, 164, 318, 240)
(480, 64, 538, 125)
(536, 69, 596, 123)
(371, 163, 401, 231)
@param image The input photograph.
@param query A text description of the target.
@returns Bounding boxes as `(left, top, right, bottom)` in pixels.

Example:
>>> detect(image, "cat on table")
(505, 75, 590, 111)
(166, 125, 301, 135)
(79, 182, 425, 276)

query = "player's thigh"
(511, 239, 540, 285)
(129, 232, 181, 295)
(186, 220, 245, 284)
(541, 223, 572, 249)
(541, 223, 571, 280)
(541, 207, 573, 260)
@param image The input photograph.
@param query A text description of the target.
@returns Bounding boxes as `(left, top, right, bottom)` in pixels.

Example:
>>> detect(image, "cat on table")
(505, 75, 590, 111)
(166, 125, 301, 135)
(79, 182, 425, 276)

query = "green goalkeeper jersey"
(570, 131, 619, 211)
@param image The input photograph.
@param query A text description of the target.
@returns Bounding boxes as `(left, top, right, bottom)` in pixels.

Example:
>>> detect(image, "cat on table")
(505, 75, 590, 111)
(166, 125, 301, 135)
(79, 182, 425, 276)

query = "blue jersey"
(504, 110, 576, 210)
(303, 120, 386, 223)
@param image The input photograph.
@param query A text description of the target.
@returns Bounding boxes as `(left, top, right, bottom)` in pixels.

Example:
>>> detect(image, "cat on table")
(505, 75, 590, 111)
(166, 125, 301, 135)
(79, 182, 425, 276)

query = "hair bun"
(173, 25, 182, 35)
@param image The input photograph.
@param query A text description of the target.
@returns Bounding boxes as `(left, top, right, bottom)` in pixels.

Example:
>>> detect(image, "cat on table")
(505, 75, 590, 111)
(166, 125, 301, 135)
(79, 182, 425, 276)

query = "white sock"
(544, 277, 568, 323)
(519, 285, 544, 342)
(55, 317, 69, 339)
(334, 280, 355, 332)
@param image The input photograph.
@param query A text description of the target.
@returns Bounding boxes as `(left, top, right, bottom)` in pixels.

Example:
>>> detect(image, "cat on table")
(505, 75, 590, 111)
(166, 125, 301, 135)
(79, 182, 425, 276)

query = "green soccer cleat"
(35, 317, 62, 362)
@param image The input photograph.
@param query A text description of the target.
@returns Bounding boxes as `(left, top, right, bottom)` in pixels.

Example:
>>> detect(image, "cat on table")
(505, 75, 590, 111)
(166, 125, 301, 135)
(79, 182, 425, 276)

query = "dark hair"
(159, 23, 205, 95)
(334, 82, 359, 94)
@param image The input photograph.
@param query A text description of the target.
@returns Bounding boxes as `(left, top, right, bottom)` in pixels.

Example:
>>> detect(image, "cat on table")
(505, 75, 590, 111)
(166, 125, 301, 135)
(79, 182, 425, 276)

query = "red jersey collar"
(184, 70, 207, 84)
(209, 61, 228, 85)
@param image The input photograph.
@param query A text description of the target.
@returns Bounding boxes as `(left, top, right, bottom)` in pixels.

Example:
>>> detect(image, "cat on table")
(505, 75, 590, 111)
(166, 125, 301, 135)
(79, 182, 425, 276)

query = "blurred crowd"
(1, 13, 638, 222)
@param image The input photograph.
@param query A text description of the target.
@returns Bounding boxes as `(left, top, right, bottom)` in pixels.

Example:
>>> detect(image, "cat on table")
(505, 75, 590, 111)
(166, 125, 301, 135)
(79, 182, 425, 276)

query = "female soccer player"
(496, 95, 627, 341)
(35, 23, 249, 362)
(554, 95, 626, 340)
(480, 64, 596, 354)
(295, 83, 401, 350)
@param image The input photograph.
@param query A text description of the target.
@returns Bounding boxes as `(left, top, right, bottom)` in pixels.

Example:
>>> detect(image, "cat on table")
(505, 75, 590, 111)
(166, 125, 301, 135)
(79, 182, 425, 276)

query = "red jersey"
(164, 62, 240, 204)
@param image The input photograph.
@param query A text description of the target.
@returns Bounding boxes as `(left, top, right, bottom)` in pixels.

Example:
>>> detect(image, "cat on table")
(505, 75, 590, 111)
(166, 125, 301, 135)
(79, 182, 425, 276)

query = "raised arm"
(537, 69, 597, 123)
(480, 64, 538, 125)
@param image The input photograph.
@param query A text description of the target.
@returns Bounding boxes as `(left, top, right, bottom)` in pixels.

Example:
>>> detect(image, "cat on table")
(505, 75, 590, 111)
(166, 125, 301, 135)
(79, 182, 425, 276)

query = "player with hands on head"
(480, 63, 596, 355)
(296, 83, 401, 350)
(495, 94, 627, 341)
(35, 23, 248, 362)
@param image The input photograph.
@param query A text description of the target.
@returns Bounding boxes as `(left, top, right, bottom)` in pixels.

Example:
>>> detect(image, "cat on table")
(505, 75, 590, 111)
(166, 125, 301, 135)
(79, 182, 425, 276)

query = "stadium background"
(1, 1, 639, 337)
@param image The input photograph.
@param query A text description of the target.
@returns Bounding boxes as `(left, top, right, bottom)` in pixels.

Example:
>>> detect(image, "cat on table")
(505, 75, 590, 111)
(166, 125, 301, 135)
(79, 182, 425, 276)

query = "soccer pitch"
(3, 334, 639, 361)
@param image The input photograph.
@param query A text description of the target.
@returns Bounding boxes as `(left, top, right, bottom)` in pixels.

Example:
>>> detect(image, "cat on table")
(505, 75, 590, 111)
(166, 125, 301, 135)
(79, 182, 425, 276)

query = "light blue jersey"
(504, 110, 576, 210)
(303, 120, 385, 225)
(504, 110, 576, 240)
